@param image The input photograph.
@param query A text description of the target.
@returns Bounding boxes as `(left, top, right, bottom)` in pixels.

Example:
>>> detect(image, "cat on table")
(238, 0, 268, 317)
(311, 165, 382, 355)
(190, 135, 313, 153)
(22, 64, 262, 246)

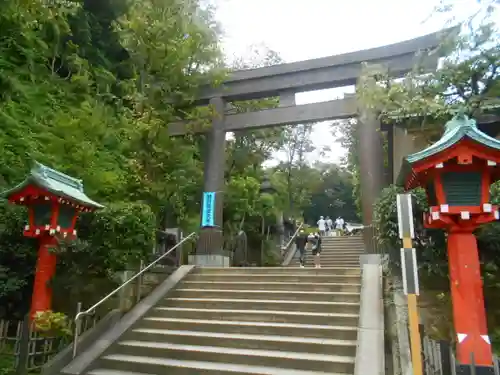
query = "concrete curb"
(354, 255, 385, 375)
(61, 265, 195, 375)
(394, 286, 414, 375)
(281, 244, 297, 266)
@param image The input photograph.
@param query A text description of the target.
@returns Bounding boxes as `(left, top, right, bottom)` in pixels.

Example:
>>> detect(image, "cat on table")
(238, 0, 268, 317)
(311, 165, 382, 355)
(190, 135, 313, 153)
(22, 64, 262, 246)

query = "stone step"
(314, 255, 362, 258)
(315, 261, 360, 265)
(83, 262, 365, 375)
(178, 281, 361, 292)
(124, 328, 357, 356)
(289, 255, 360, 259)
(288, 266, 360, 270)
(321, 248, 365, 253)
(296, 257, 361, 262)
(89, 356, 342, 375)
(140, 317, 358, 340)
(319, 247, 364, 251)
(108, 340, 355, 373)
(321, 244, 364, 246)
(185, 273, 361, 283)
(313, 255, 361, 260)
(288, 261, 360, 265)
(312, 247, 363, 250)
(320, 247, 364, 250)
(151, 307, 360, 326)
(192, 267, 361, 275)
(319, 263, 360, 267)
(160, 298, 360, 314)
(320, 250, 363, 253)
(289, 259, 360, 264)
(322, 241, 364, 244)
(290, 254, 362, 259)
(169, 289, 360, 303)
(288, 264, 360, 269)
(321, 239, 364, 242)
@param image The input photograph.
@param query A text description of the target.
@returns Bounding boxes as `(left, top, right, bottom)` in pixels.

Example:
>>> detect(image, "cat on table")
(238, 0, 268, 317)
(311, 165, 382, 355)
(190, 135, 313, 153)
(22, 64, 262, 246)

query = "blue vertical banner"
(201, 192, 216, 227)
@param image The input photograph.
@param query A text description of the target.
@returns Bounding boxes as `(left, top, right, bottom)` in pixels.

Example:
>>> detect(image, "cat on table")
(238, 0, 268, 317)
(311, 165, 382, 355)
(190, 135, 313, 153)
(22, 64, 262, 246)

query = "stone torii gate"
(170, 29, 450, 266)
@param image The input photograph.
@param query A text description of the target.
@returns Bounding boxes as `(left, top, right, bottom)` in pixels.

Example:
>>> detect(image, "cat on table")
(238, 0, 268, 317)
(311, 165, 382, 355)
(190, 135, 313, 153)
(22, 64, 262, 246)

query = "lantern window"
(441, 171, 482, 206)
(32, 202, 52, 226)
(58, 205, 76, 229)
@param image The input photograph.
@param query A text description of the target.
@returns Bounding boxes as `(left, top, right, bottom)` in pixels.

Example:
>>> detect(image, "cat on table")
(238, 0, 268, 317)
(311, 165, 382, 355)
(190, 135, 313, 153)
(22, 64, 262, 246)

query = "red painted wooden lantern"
(1, 162, 103, 318)
(397, 114, 500, 367)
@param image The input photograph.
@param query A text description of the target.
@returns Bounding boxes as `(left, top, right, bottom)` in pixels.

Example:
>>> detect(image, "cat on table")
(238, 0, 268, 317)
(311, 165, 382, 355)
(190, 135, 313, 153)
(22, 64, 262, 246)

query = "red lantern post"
(397, 114, 500, 370)
(1, 162, 103, 318)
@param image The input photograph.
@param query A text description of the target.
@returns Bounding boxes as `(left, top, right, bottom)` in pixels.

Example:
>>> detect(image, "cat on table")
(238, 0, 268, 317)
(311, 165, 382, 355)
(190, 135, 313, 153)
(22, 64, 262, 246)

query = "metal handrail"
(72, 232, 197, 358)
(281, 222, 304, 266)
(283, 223, 304, 250)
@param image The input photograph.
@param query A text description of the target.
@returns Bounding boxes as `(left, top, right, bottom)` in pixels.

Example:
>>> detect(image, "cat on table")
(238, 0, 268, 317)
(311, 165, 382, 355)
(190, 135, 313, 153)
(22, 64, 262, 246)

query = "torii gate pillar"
(352, 73, 387, 252)
(189, 96, 231, 266)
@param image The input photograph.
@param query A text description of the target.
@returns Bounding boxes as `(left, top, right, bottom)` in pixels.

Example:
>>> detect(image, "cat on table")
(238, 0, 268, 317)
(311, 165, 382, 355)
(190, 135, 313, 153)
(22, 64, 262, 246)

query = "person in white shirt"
(326, 216, 333, 237)
(335, 216, 345, 236)
(317, 216, 326, 237)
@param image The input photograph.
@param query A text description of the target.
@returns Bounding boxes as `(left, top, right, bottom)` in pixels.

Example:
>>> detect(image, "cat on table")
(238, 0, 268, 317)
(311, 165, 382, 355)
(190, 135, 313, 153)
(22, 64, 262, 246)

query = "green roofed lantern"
(396, 113, 500, 367)
(1, 161, 103, 319)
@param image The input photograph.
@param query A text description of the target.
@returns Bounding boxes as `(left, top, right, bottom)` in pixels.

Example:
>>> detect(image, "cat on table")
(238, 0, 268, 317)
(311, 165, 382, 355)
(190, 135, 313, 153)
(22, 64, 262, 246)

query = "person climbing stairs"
(288, 234, 364, 268)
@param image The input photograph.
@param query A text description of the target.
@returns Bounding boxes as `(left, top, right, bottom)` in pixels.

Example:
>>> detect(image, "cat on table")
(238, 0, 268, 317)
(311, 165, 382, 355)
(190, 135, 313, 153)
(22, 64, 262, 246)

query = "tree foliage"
(0, 0, 222, 318)
(0, 0, 359, 320)
(334, 119, 362, 213)
(302, 163, 359, 224)
(356, 1, 499, 126)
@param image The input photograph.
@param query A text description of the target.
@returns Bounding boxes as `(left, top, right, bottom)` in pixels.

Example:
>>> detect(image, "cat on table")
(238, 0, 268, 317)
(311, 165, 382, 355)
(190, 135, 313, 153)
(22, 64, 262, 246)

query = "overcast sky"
(214, 0, 480, 165)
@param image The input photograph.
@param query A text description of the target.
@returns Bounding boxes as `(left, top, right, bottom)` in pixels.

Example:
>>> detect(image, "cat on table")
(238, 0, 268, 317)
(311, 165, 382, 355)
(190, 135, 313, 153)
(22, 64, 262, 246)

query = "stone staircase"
(84, 266, 362, 375)
(289, 235, 365, 268)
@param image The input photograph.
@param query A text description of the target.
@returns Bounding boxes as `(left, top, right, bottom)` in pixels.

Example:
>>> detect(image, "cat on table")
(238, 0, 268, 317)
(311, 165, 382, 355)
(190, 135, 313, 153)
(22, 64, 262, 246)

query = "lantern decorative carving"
(397, 114, 500, 369)
(2, 162, 103, 317)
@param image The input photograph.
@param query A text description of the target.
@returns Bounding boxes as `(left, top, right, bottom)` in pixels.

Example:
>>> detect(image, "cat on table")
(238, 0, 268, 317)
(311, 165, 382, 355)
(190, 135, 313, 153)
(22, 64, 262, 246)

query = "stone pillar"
(392, 126, 431, 183)
(190, 96, 230, 267)
(279, 91, 296, 107)
(392, 126, 417, 183)
(357, 106, 385, 251)
(354, 65, 386, 252)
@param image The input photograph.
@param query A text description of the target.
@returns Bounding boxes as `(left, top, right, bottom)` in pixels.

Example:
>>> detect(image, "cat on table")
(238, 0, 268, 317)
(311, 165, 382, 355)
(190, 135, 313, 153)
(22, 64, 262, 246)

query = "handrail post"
(135, 260, 144, 304)
(281, 222, 304, 266)
(72, 302, 82, 359)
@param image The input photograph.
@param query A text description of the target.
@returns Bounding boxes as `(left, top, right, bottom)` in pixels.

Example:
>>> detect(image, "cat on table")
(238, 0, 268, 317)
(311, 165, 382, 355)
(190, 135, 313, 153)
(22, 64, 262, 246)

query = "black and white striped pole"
(397, 193, 423, 375)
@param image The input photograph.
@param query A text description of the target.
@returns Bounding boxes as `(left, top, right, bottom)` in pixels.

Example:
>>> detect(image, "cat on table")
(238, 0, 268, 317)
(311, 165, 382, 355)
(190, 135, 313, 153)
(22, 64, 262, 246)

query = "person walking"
(326, 216, 333, 237)
(335, 216, 345, 236)
(311, 232, 322, 268)
(317, 216, 326, 237)
(295, 229, 308, 268)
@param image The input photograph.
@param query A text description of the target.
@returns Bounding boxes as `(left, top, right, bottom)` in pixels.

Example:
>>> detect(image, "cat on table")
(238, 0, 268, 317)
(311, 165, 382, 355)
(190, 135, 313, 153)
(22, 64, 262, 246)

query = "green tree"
(0, 0, 225, 318)
(276, 124, 316, 214)
(303, 164, 359, 224)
